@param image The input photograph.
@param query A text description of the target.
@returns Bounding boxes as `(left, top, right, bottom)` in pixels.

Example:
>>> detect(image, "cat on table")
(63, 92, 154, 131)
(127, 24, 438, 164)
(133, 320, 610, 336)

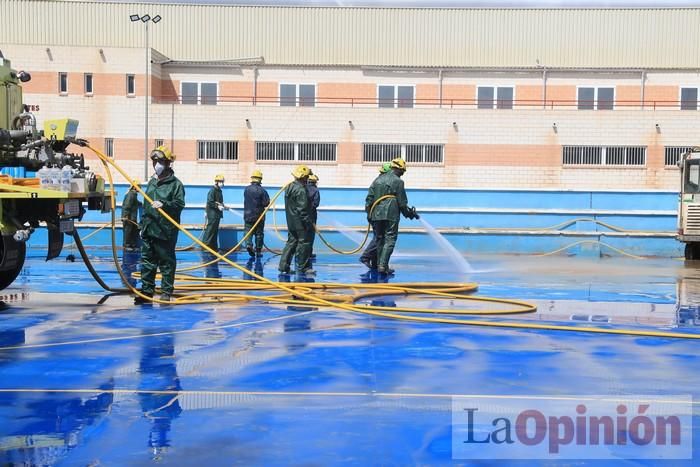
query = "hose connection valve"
(12, 229, 32, 243)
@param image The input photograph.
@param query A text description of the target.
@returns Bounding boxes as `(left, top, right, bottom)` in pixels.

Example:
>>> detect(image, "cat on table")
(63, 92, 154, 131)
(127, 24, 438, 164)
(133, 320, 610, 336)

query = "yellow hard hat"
(291, 164, 311, 179)
(214, 173, 225, 183)
(390, 157, 406, 171)
(308, 174, 319, 183)
(150, 145, 175, 162)
(251, 169, 263, 180)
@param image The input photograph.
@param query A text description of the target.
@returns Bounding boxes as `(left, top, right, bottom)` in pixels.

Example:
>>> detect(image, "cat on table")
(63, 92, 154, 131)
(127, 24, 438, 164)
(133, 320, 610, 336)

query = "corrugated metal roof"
(1, 1, 699, 68)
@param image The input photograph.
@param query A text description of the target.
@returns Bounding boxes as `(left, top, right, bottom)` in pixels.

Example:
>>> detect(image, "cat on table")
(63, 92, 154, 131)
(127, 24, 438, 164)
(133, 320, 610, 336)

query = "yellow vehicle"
(0, 51, 110, 289)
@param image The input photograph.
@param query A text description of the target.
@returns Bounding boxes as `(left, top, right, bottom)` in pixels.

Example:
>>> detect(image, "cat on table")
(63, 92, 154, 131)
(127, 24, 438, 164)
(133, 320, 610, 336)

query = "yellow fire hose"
(175, 185, 288, 272)
(68, 140, 700, 340)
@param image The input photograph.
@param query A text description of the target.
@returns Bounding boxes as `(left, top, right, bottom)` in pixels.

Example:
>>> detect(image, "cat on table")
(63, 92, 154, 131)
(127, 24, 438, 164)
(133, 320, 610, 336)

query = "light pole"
(130, 13, 161, 180)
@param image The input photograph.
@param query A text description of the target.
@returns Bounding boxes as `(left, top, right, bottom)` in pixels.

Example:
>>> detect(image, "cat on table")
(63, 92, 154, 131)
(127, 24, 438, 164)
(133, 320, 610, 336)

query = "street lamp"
(130, 13, 162, 180)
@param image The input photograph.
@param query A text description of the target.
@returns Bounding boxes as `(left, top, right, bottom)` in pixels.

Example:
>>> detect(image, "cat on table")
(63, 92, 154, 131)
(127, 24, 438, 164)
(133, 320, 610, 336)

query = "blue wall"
(28, 184, 682, 257)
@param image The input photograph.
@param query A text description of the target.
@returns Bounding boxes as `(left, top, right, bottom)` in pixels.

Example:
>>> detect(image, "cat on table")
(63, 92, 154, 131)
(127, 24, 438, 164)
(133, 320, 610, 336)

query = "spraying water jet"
(418, 217, 473, 274)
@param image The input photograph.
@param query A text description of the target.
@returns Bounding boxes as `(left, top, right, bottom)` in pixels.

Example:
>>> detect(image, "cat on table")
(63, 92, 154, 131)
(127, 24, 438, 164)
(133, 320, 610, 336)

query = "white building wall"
(3, 44, 699, 190)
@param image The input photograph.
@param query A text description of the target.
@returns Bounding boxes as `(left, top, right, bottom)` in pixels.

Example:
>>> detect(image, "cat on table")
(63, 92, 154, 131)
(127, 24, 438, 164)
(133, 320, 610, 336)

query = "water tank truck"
(0, 50, 111, 289)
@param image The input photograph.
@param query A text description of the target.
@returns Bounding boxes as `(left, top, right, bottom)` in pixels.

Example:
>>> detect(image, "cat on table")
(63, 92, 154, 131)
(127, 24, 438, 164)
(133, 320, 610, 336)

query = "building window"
(84, 73, 93, 95)
(562, 145, 646, 166)
(665, 146, 693, 166)
(377, 85, 414, 108)
(126, 74, 136, 96)
(477, 86, 514, 109)
(201, 83, 218, 105)
(58, 72, 68, 94)
(154, 139, 164, 148)
(256, 142, 295, 160)
(363, 143, 402, 162)
(681, 88, 698, 110)
(363, 143, 443, 164)
(181, 82, 218, 105)
(181, 82, 198, 105)
(298, 143, 336, 161)
(279, 84, 315, 107)
(197, 140, 238, 161)
(104, 138, 114, 158)
(405, 144, 444, 163)
(577, 87, 614, 110)
(255, 142, 337, 162)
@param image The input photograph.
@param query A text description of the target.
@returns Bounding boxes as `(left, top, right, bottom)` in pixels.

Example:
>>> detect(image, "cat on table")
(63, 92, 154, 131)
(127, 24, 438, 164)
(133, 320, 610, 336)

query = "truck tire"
(0, 235, 26, 290)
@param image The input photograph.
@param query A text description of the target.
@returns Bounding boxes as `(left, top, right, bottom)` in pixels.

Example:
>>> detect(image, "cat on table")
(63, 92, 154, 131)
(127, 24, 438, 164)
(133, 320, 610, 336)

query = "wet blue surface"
(0, 249, 699, 465)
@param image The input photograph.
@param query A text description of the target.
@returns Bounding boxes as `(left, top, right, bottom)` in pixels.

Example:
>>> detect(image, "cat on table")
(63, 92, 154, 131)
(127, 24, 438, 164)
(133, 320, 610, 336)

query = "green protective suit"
(279, 180, 313, 272)
(122, 188, 141, 249)
(365, 170, 411, 270)
(202, 185, 223, 250)
(140, 170, 186, 296)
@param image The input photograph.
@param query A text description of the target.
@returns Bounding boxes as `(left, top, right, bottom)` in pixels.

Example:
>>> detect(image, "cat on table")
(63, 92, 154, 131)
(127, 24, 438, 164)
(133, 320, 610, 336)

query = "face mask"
(154, 162, 166, 176)
(217, 182, 224, 188)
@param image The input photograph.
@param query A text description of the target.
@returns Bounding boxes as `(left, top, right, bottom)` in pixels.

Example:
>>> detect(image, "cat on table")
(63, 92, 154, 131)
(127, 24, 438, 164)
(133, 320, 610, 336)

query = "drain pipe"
(640, 70, 646, 110)
(253, 66, 258, 106)
(542, 67, 548, 109)
(438, 69, 444, 108)
(170, 103, 175, 151)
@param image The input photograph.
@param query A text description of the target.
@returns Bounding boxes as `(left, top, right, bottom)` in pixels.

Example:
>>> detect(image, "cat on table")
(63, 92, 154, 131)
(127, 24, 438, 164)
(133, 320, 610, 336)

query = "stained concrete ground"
(0, 249, 698, 466)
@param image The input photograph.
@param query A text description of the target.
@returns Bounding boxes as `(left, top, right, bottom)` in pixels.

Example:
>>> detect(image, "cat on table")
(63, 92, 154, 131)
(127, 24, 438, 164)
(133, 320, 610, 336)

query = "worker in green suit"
(365, 157, 419, 275)
(278, 165, 314, 275)
(122, 181, 141, 252)
(202, 173, 225, 251)
(360, 162, 391, 269)
(135, 145, 186, 304)
(306, 173, 320, 262)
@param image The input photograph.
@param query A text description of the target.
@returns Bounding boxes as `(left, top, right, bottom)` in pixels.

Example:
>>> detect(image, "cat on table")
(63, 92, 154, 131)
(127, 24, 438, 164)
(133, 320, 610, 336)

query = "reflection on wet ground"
(0, 250, 699, 465)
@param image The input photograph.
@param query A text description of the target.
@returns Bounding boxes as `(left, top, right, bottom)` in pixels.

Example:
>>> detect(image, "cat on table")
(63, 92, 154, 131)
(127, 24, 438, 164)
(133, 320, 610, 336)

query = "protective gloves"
(151, 200, 163, 209)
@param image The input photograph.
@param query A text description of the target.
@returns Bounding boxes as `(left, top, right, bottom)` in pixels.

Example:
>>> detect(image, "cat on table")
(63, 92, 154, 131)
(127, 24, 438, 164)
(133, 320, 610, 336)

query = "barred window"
(256, 142, 295, 161)
(154, 139, 164, 148)
(665, 146, 693, 166)
(405, 144, 444, 163)
(104, 138, 114, 158)
(256, 142, 335, 162)
(298, 143, 336, 161)
(563, 146, 645, 166)
(363, 143, 402, 163)
(197, 140, 238, 161)
(363, 143, 443, 164)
